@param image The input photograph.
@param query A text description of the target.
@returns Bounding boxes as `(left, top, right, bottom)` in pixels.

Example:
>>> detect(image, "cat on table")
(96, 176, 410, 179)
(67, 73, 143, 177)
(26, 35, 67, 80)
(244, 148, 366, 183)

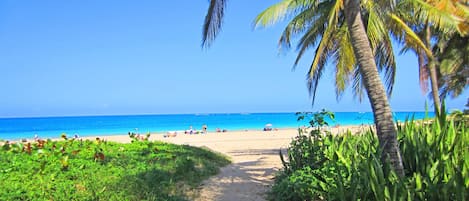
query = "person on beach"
(263, 123, 273, 131)
(202, 124, 207, 133)
(164, 131, 177, 138)
(188, 126, 194, 134)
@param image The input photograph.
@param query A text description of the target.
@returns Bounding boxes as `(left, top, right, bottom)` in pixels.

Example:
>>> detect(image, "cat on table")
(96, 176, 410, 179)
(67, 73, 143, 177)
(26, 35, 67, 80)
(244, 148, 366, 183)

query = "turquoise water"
(0, 112, 433, 140)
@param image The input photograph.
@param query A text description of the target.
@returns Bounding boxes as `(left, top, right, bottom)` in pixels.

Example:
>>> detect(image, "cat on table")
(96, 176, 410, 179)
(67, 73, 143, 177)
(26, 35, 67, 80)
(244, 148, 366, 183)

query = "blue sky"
(0, 0, 467, 117)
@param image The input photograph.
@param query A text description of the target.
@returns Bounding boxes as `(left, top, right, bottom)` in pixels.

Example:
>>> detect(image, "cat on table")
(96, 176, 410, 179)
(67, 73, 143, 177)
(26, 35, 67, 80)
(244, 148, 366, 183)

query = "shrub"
(269, 109, 468, 201)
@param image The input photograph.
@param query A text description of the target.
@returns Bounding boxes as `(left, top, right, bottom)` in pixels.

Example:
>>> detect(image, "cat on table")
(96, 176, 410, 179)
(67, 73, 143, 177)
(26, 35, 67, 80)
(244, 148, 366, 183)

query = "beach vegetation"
(0, 135, 230, 200)
(269, 110, 468, 200)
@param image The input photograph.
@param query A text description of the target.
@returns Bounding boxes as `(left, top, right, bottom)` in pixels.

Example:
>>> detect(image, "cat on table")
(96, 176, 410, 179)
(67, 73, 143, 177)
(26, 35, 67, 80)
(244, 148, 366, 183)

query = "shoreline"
(0, 111, 433, 141)
(3, 124, 373, 144)
(0, 120, 373, 142)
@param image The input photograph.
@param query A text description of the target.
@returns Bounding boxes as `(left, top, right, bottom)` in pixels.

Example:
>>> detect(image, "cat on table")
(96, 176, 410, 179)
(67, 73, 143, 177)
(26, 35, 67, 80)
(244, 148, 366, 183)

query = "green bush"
(269, 110, 468, 201)
(0, 136, 230, 201)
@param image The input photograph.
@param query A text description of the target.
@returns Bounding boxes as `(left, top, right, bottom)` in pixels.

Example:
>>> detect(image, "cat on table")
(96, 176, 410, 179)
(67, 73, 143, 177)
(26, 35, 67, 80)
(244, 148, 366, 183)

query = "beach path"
(155, 129, 299, 201)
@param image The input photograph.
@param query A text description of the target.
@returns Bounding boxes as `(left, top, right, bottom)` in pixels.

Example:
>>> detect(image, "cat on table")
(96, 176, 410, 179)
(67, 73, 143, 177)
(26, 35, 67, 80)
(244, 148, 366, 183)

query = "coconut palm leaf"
(374, 39, 397, 96)
(304, 0, 343, 103)
(254, 0, 402, 104)
(390, 14, 433, 56)
(352, 67, 365, 102)
(291, 3, 332, 67)
(277, 3, 327, 51)
(253, 0, 298, 28)
(202, 0, 227, 48)
(437, 34, 469, 98)
(334, 25, 356, 100)
(399, 0, 469, 35)
(363, 0, 387, 50)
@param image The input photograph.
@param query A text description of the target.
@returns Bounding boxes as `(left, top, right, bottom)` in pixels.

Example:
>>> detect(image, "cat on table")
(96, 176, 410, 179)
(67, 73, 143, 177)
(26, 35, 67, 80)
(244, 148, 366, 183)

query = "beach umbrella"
(265, 123, 272, 128)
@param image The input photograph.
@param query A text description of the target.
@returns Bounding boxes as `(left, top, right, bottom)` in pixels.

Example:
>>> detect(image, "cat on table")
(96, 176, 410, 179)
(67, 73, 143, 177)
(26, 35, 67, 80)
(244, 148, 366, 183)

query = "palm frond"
(302, 0, 341, 70)
(334, 25, 355, 100)
(365, 11, 386, 51)
(439, 70, 469, 98)
(307, 48, 331, 106)
(390, 14, 433, 57)
(292, 3, 333, 67)
(293, 25, 324, 68)
(352, 67, 365, 102)
(202, 0, 227, 48)
(253, 0, 299, 28)
(306, 33, 336, 104)
(437, 34, 469, 98)
(363, 0, 387, 51)
(374, 39, 396, 96)
(400, 0, 465, 35)
(278, 3, 324, 51)
(306, 0, 342, 105)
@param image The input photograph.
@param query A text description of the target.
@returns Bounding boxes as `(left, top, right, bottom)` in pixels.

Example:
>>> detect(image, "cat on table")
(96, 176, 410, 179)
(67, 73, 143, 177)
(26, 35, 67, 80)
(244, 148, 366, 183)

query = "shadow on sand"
(195, 148, 288, 201)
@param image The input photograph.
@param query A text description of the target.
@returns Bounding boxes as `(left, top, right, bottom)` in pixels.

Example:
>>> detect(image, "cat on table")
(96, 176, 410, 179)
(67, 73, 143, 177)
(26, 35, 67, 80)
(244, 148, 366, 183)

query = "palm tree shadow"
(116, 168, 188, 201)
(197, 148, 287, 201)
(110, 144, 230, 201)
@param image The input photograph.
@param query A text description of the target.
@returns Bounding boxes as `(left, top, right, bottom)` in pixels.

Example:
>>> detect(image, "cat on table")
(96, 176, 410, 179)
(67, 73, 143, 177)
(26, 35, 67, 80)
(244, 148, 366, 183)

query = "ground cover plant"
(0, 133, 230, 201)
(270, 109, 468, 201)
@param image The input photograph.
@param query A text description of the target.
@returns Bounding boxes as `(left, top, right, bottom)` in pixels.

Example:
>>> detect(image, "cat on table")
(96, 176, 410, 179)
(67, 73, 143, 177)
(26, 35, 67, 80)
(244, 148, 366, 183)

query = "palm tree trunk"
(344, 0, 404, 176)
(424, 24, 441, 113)
(428, 62, 441, 112)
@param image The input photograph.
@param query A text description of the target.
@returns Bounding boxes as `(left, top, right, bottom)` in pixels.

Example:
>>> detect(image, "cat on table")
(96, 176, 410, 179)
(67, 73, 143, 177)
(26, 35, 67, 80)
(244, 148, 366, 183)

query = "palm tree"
(201, 0, 460, 176)
(397, 0, 469, 113)
(342, 0, 404, 175)
(252, 0, 410, 175)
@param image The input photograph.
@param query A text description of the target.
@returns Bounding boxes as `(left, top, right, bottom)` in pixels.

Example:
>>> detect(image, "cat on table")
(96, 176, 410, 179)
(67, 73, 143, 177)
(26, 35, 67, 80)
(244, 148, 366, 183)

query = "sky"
(0, 0, 467, 118)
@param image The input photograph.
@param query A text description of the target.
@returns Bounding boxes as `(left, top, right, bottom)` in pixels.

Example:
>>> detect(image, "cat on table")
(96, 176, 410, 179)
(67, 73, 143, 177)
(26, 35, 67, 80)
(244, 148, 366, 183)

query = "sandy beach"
(76, 126, 367, 144)
(159, 129, 298, 201)
(72, 126, 365, 201)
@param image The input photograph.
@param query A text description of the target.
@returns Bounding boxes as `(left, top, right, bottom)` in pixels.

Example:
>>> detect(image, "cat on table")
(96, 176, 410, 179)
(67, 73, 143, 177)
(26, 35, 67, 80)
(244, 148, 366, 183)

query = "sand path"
(156, 130, 298, 201)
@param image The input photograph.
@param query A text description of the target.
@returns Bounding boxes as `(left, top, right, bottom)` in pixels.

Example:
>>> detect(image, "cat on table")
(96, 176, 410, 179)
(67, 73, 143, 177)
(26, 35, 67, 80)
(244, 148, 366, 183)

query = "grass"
(0, 134, 230, 201)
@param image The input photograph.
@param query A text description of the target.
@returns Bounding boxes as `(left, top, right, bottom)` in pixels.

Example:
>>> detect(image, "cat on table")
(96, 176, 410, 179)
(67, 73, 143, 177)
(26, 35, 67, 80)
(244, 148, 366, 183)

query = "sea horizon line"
(0, 110, 431, 119)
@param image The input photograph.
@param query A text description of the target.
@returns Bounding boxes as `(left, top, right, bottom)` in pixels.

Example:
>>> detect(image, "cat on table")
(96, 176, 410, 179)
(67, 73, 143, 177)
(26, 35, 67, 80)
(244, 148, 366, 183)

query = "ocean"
(0, 112, 433, 140)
